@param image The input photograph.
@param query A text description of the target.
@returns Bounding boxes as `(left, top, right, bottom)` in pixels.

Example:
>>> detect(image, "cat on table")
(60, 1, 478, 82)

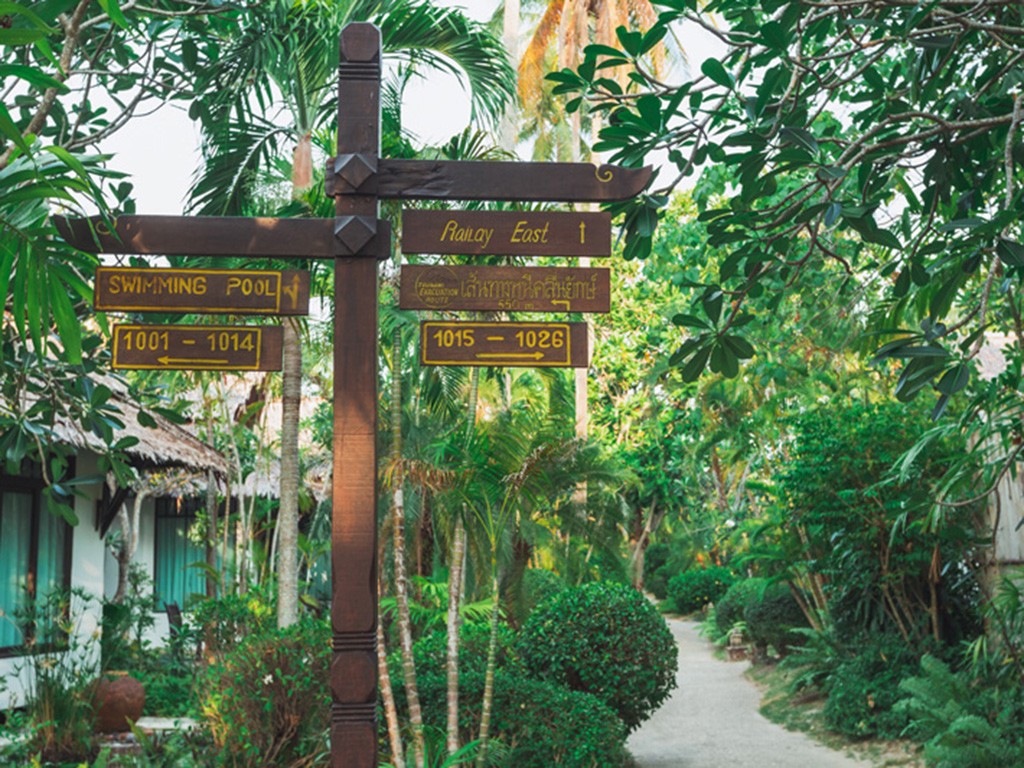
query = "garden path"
(627, 619, 868, 767)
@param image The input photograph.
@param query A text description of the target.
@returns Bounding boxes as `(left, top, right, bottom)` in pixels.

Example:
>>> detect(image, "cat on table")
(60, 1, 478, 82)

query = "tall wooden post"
(331, 23, 381, 768)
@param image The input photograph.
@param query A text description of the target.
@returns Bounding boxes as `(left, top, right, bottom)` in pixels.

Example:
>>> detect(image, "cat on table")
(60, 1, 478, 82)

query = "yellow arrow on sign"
(157, 356, 231, 366)
(475, 352, 546, 360)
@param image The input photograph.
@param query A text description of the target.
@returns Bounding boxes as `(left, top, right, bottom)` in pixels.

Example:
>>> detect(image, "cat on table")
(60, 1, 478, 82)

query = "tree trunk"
(445, 518, 466, 756)
(448, 366, 479, 756)
(113, 488, 147, 603)
(277, 317, 301, 628)
(476, 567, 501, 768)
(205, 469, 218, 598)
(391, 328, 425, 768)
(377, 559, 405, 767)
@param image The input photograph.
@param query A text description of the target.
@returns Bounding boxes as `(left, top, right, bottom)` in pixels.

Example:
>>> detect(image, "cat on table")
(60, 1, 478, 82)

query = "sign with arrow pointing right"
(420, 320, 588, 368)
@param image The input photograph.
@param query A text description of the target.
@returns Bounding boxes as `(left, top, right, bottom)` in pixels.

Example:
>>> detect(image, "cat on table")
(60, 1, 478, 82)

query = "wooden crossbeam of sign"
(111, 324, 283, 371)
(420, 321, 589, 368)
(400, 265, 610, 313)
(95, 267, 310, 315)
(401, 210, 611, 257)
(327, 158, 651, 202)
(55, 215, 390, 258)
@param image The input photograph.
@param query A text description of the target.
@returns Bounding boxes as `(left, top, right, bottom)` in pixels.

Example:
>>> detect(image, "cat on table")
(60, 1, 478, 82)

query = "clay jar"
(94, 671, 146, 733)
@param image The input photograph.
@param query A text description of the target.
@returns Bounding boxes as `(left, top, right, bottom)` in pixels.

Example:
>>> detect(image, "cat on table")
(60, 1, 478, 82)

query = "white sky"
(105, 1, 723, 214)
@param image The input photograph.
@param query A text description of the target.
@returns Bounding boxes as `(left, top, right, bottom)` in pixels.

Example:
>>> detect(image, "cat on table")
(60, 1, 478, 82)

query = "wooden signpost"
(399, 264, 610, 313)
(96, 267, 310, 315)
(421, 321, 589, 368)
(111, 324, 283, 371)
(401, 209, 611, 256)
(59, 23, 648, 768)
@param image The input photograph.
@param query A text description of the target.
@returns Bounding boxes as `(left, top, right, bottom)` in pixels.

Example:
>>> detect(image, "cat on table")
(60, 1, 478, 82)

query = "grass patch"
(746, 663, 925, 768)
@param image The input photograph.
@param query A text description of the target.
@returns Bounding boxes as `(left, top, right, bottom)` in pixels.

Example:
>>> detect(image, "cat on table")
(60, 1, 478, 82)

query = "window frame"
(0, 461, 74, 657)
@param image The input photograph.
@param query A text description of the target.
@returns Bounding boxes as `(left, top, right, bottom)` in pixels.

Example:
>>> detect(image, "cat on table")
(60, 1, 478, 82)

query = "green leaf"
(935, 363, 969, 396)
(700, 58, 734, 89)
(760, 20, 788, 49)
(49, 278, 81, 364)
(779, 127, 818, 155)
(702, 287, 723, 324)
(97, 0, 131, 29)
(0, 65, 65, 92)
(680, 345, 712, 382)
(0, 102, 30, 156)
(0, 28, 47, 45)
(997, 239, 1024, 268)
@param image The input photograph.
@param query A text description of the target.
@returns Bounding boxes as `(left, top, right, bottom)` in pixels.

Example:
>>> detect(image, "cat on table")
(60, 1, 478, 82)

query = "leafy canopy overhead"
(551, 0, 1024, 419)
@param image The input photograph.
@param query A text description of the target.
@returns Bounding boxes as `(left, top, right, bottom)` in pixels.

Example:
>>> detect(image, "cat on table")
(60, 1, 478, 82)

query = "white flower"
(263, 674, 273, 685)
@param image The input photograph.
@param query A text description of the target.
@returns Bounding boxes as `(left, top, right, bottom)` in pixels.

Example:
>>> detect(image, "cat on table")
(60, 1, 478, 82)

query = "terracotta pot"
(94, 671, 145, 733)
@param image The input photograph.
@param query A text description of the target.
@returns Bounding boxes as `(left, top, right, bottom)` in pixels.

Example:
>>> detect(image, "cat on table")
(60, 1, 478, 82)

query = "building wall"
(990, 470, 1024, 567)
(0, 453, 105, 711)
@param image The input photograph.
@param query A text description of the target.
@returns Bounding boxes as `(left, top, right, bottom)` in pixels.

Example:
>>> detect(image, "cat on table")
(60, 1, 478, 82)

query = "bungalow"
(0, 380, 226, 711)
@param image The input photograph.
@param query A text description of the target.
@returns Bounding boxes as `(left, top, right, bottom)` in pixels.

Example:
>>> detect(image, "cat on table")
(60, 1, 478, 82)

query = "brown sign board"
(420, 321, 588, 368)
(400, 265, 610, 313)
(55, 215, 391, 258)
(95, 267, 310, 315)
(112, 324, 283, 371)
(327, 158, 652, 203)
(401, 210, 611, 257)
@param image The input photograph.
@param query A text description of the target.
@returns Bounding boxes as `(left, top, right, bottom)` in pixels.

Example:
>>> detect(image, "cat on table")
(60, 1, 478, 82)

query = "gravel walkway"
(627, 619, 868, 768)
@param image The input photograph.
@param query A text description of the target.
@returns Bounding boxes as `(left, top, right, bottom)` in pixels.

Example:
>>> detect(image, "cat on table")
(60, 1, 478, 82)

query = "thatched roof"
(47, 375, 228, 476)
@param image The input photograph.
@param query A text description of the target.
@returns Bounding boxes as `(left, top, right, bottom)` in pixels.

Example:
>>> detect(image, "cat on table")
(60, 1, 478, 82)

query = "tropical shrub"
(200, 618, 330, 767)
(190, 586, 275, 658)
(510, 568, 567, 627)
(517, 582, 677, 731)
(390, 621, 519, 738)
(822, 634, 917, 739)
(744, 581, 808, 657)
(899, 655, 1024, 767)
(643, 543, 671, 599)
(393, 624, 628, 766)
(667, 566, 734, 614)
(491, 673, 629, 767)
(715, 578, 766, 636)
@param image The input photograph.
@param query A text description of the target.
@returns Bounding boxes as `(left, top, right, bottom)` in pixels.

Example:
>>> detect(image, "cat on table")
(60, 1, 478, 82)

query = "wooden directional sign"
(95, 267, 310, 315)
(112, 324, 283, 371)
(401, 265, 610, 313)
(421, 321, 588, 368)
(401, 210, 610, 257)
(328, 158, 652, 202)
(55, 215, 391, 258)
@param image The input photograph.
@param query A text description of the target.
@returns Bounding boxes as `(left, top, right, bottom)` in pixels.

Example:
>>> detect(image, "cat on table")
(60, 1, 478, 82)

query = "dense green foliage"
(774, 402, 979, 644)
(517, 583, 677, 732)
(822, 635, 917, 739)
(667, 566, 734, 615)
(743, 582, 807, 658)
(200, 619, 330, 767)
(490, 674, 629, 768)
(714, 578, 765, 635)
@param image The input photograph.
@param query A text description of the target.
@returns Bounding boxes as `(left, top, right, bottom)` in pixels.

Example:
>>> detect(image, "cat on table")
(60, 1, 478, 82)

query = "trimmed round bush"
(715, 577, 767, 636)
(744, 581, 808, 657)
(200, 618, 329, 767)
(517, 582, 677, 732)
(492, 672, 629, 767)
(667, 566, 735, 614)
(393, 626, 627, 766)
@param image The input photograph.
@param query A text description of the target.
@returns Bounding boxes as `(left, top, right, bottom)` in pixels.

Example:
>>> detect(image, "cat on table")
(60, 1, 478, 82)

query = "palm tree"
(185, 6, 513, 766)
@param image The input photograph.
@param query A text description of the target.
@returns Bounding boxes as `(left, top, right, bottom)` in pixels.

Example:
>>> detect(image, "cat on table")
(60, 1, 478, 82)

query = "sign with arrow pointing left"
(112, 324, 283, 371)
